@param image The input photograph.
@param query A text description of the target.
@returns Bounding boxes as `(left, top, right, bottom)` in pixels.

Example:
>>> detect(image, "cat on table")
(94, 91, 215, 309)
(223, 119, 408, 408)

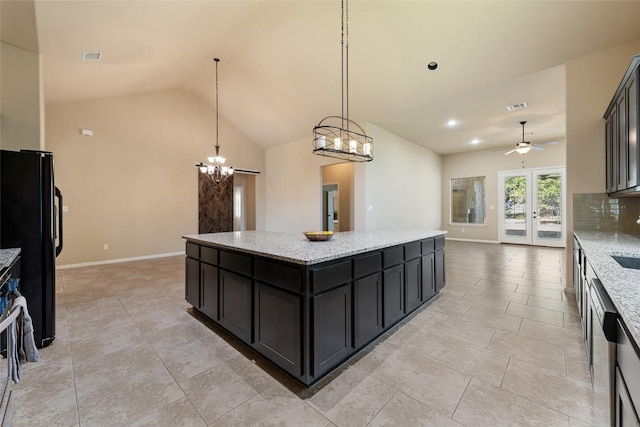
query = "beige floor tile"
(517, 319, 583, 349)
(428, 337, 509, 387)
(527, 295, 578, 314)
(515, 285, 563, 300)
(369, 392, 462, 427)
(474, 279, 518, 292)
(436, 288, 466, 301)
(180, 355, 275, 424)
(488, 330, 566, 374)
(443, 274, 480, 286)
(12, 359, 75, 404)
(419, 312, 497, 348)
(376, 350, 471, 417)
(443, 282, 485, 296)
(471, 289, 529, 305)
(501, 358, 609, 426)
(506, 302, 565, 327)
(128, 396, 207, 427)
(12, 385, 78, 427)
(454, 377, 569, 426)
(148, 322, 239, 382)
(566, 343, 592, 384)
(69, 319, 146, 362)
(349, 341, 403, 376)
(402, 327, 444, 357)
(306, 366, 395, 426)
(564, 312, 583, 329)
(463, 305, 522, 334)
(424, 297, 472, 318)
(210, 385, 329, 426)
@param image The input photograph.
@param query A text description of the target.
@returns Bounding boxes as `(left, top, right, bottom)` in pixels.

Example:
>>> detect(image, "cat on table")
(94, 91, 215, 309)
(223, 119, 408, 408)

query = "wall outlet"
(103, 244, 109, 251)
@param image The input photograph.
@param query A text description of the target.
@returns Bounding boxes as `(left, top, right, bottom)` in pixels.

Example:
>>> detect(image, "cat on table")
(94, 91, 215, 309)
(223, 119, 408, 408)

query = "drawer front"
(405, 242, 421, 261)
(201, 246, 218, 265)
(186, 242, 199, 259)
(311, 260, 351, 294)
(353, 252, 382, 279)
(254, 259, 303, 294)
(220, 250, 252, 276)
(421, 239, 435, 254)
(435, 236, 445, 251)
(383, 246, 404, 269)
(617, 320, 640, 412)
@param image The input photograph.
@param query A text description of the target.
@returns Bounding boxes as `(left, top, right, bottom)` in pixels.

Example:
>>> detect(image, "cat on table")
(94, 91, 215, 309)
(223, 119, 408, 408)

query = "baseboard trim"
(56, 251, 184, 270)
(445, 237, 500, 244)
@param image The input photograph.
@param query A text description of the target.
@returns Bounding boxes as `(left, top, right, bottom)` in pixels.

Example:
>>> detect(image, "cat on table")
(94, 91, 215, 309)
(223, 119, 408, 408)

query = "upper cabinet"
(605, 55, 640, 196)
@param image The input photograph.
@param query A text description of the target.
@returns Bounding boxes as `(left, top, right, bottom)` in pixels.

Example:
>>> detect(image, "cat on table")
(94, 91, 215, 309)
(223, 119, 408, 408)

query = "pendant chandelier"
(196, 57, 234, 182)
(312, 0, 373, 162)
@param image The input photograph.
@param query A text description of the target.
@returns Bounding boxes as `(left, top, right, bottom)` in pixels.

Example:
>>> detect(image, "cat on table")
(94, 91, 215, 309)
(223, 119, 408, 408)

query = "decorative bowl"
(303, 231, 334, 241)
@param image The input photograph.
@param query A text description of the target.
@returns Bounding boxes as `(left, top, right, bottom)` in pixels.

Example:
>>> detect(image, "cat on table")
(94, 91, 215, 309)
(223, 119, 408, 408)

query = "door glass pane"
(504, 175, 527, 236)
(536, 173, 562, 239)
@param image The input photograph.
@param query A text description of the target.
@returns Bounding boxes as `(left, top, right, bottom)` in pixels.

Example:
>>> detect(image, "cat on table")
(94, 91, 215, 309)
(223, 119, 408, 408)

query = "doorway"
(498, 167, 566, 247)
(321, 163, 354, 232)
(233, 173, 256, 231)
(322, 184, 339, 231)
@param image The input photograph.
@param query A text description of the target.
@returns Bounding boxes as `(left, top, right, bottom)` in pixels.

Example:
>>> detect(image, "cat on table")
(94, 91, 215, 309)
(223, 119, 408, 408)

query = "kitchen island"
(183, 230, 446, 386)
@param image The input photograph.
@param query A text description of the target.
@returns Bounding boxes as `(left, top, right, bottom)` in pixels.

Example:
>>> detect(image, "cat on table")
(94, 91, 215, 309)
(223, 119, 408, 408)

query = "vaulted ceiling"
(15, 1, 640, 154)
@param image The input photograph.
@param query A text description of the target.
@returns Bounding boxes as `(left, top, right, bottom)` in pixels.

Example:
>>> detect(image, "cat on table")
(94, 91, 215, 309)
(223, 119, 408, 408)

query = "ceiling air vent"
(506, 102, 527, 112)
(82, 51, 102, 61)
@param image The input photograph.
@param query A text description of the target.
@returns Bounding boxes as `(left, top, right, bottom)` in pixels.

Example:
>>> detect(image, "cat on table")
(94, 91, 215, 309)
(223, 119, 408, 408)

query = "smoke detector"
(82, 51, 102, 61)
(506, 102, 527, 112)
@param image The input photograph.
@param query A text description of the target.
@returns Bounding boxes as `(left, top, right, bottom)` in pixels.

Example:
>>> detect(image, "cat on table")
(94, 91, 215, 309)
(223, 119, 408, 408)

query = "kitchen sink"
(611, 255, 640, 270)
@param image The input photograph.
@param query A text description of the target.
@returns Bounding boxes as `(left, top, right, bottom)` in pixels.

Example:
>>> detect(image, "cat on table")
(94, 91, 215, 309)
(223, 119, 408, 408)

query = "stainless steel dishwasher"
(587, 278, 618, 426)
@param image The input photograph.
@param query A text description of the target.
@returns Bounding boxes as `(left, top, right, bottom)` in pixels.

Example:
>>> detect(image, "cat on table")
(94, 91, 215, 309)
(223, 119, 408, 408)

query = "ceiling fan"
(504, 121, 557, 155)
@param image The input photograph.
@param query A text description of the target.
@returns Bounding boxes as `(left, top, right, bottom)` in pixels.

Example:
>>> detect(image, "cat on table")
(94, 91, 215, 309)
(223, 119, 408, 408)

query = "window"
(451, 176, 486, 224)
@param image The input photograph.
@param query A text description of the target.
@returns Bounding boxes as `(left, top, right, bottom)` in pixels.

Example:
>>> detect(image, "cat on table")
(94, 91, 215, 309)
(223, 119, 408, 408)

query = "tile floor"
(11, 241, 608, 426)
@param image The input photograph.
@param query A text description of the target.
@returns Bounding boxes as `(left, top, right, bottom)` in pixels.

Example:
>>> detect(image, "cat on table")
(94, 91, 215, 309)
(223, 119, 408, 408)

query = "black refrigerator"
(0, 149, 63, 348)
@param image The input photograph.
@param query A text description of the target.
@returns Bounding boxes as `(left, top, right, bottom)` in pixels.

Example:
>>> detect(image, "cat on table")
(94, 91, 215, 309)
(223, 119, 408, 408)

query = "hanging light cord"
(341, 0, 350, 133)
(214, 57, 220, 157)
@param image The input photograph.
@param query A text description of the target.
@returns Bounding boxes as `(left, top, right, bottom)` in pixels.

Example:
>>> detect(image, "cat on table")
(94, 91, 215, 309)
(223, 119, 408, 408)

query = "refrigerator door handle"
(55, 187, 63, 257)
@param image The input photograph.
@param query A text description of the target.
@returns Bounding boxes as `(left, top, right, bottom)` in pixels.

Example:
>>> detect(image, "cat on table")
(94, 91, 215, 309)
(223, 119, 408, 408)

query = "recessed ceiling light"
(471, 138, 480, 145)
(82, 51, 102, 61)
(447, 119, 457, 127)
(427, 61, 438, 71)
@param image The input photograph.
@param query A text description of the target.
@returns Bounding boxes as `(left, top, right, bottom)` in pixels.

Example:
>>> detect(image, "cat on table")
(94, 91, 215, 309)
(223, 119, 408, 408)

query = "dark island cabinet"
(616, 320, 640, 427)
(605, 55, 640, 196)
(184, 234, 446, 386)
(353, 272, 383, 348)
(312, 284, 352, 377)
(200, 263, 218, 320)
(383, 264, 405, 327)
(254, 282, 301, 377)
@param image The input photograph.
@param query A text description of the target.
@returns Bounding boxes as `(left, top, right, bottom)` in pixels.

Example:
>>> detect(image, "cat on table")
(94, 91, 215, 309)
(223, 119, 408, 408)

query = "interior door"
(498, 167, 565, 247)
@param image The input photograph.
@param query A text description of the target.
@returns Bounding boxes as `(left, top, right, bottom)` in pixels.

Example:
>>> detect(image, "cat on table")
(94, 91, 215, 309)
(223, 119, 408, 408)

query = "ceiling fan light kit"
(503, 120, 553, 156)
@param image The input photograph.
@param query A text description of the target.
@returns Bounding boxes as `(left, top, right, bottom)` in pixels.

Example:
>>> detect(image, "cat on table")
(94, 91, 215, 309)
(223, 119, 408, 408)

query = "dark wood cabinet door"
(200, 263, 218, 320)
(435, 250, 446, 292)
(185, 257, 200, 308)
(404, 258, 421, 313)
(254, 282, 301, 377)
(422, 253, 436, 302)
(354, 273, 383, 348)
(312, 284, 352, 378)
(627, 72, 638, 189)
(219, 269, 252, 344)
(606, 116, 616, 193)
(613, 106, 620, 192)
(383, 264, 404, 327)
(616, 367, 640, 427)
(618, 93, 628, 190)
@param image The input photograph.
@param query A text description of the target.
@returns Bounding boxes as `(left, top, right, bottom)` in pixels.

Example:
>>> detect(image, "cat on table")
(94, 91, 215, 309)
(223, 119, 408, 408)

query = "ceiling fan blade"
(504, 149, 517, 155)
(538, 140, 559, 145)
(531, 145, 545, 151)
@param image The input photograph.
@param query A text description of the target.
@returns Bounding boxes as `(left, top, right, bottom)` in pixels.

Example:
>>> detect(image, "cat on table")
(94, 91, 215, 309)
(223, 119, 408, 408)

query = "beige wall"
(264, 124, 442, 233)
(0, 42, 41, 150)
(48, 89, 265, 266)
(322, 162, 354, 231)
(362, 123, 442, 231)
(442, 141, 566, 242)
(565, 38, 640, 284)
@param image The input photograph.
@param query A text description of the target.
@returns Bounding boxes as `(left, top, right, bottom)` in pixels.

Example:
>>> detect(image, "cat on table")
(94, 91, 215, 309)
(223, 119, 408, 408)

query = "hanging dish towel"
(12, 296, 39, 363)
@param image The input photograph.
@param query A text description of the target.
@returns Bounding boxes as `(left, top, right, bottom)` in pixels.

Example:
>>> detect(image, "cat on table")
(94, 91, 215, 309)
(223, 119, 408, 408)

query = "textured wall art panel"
(198, 174, 233, 233)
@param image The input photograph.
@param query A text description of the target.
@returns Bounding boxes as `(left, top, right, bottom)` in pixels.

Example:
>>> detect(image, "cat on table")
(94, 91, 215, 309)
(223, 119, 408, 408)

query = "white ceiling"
(28, 1, 640, 154)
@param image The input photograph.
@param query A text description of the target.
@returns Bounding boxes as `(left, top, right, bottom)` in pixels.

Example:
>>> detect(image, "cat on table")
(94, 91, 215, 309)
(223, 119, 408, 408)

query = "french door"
(498, 167, 565, 247)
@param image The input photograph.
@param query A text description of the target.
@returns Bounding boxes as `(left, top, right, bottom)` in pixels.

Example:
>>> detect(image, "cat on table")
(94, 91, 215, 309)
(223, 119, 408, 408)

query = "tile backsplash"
(573, 193, 640, 234)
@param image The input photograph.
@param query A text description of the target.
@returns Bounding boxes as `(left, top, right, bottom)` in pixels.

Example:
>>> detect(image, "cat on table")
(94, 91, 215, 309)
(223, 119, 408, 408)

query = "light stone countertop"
(183, 230, 447, 266)
(0, 248, 20, 269)
(574, 230, 640, 347)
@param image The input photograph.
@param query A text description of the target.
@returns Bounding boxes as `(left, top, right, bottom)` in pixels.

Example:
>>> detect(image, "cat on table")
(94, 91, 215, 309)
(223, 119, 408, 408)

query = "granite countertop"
(574, 230, 640, 346)
(0, 248, 20, 270)
(183, 230, 447, 265)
